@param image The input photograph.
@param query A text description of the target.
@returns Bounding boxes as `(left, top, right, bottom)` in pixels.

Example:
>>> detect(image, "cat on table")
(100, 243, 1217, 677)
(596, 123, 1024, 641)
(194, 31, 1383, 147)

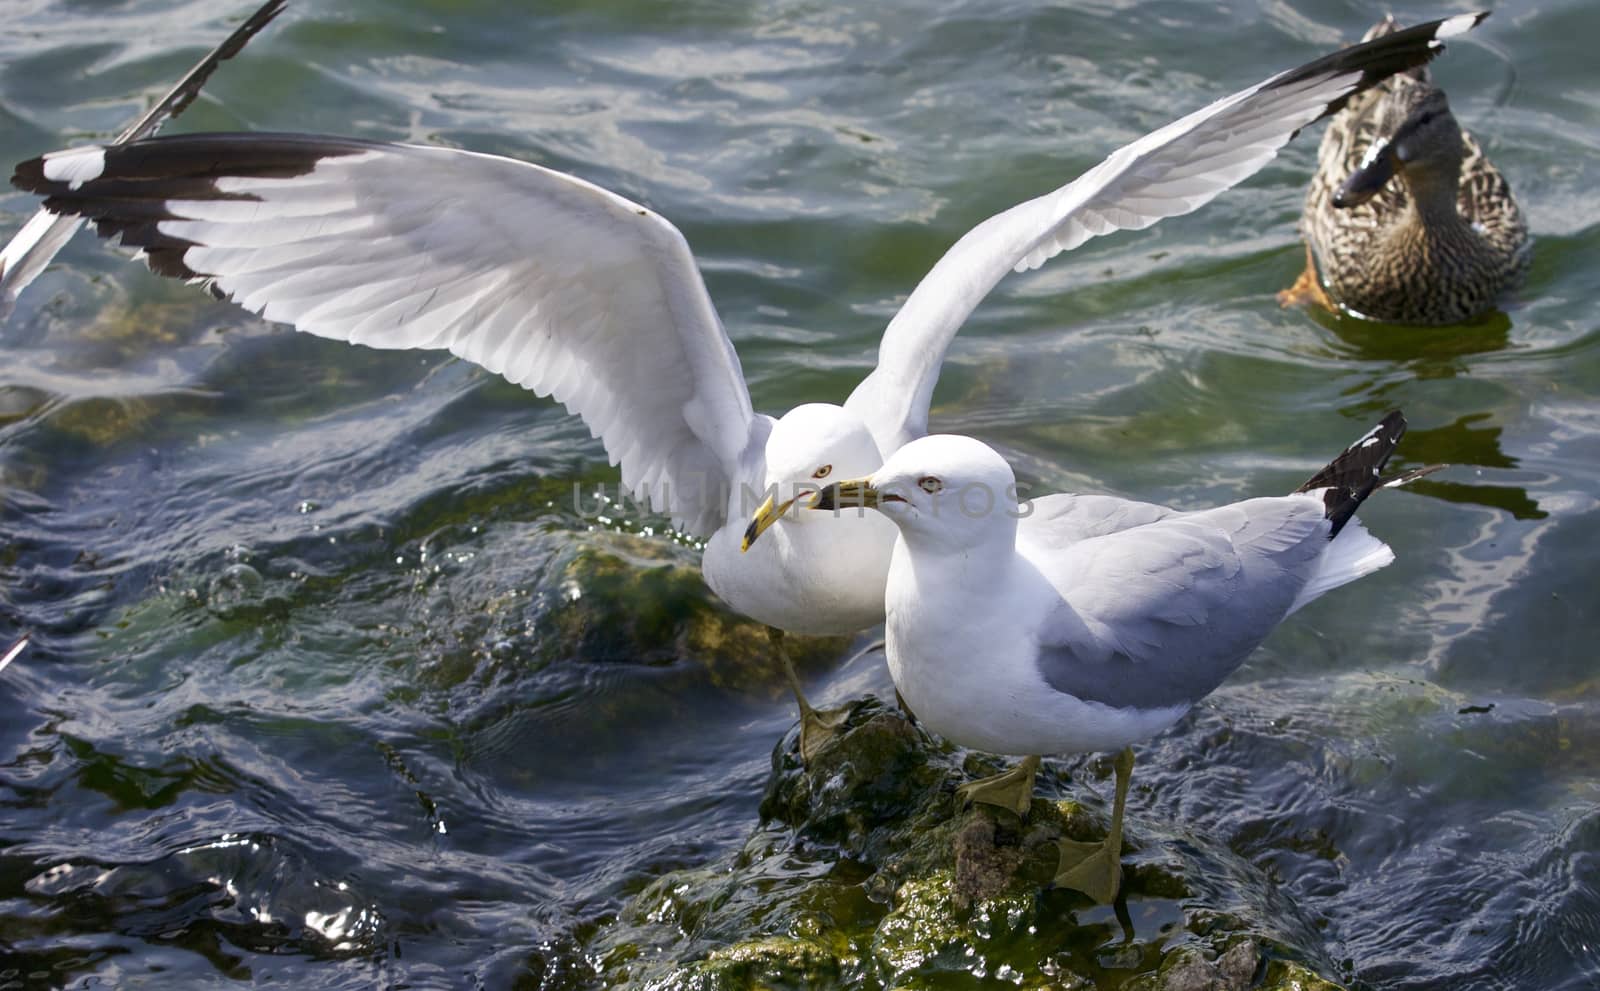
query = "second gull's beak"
(809, 477, 879, 512)
(741, 494, 796, 552)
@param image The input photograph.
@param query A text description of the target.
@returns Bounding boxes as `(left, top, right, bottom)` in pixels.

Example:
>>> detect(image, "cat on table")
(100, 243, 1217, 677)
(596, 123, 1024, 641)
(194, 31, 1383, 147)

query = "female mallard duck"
(1285, 15, 1530, 325)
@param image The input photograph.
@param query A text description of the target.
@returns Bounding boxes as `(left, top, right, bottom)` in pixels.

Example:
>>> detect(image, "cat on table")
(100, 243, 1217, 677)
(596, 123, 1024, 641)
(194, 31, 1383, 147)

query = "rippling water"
(2, 1, 1598, 988)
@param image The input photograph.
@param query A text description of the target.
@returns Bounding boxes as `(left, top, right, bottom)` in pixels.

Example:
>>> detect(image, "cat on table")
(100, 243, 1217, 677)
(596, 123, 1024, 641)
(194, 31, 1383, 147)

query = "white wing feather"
(131, 141, 758, 537)
(847, 62, 1410, 452)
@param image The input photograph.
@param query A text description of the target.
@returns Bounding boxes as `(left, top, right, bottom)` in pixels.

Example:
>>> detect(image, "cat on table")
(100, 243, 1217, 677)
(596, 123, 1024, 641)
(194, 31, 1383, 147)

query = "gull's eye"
(918, 476, 943, 494)
(811, 464, 832, 479)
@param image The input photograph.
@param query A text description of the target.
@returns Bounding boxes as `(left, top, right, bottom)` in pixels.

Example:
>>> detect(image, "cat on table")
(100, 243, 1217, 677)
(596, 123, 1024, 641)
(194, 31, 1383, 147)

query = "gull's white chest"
(881, 546, 1053, 755)
(702, 510, 896, 636)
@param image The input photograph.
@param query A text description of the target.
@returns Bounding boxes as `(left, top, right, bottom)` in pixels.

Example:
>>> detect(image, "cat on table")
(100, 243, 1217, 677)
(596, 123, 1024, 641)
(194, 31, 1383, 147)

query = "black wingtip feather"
(10, 156, 45, 194)
(1265, 11, 1489, 123)
(1295, 410, 1409, 537)
(115, 0, 289, 144)
(12, 134, 375, 281)
(13, 133, 373, 199)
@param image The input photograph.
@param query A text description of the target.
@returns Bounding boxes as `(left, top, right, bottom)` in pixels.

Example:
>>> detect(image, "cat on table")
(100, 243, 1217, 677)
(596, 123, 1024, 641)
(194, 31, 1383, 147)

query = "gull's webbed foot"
(798, 704, 851, 764)
(1053, 836, 1123, 904)
(769, 627, 850, 763)
(954, 754, 1041, 818)
(1052, 747, 1135, 904)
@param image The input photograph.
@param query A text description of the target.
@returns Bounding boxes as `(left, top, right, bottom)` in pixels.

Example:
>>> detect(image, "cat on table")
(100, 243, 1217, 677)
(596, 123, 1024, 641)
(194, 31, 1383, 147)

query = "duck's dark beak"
(809, 477, 879, 512)
(741, 494, 797, 552)
(1333, 140, 1398, 208)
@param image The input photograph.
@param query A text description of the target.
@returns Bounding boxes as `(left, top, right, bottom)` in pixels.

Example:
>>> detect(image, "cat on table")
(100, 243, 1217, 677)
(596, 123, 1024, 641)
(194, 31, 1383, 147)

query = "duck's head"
(1333, 87, 1465, 209)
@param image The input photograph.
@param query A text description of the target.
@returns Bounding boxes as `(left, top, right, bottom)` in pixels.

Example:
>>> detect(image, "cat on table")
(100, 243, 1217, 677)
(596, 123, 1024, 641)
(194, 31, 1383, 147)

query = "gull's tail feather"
(1380, 463, 1448, 489)
(1288, 516, 1393, 615)
(1295, 409, 1408, 537)
(1287, 409, 1443, 614)
(0, 0, 285, 320)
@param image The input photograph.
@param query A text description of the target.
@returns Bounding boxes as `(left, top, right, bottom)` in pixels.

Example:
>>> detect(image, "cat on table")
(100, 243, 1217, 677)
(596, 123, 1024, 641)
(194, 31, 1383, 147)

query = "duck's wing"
(12, 134, 764, 537)
(0, 0, 287, 321)
(1029, 498, 1331, 713)
(846, 13, 1485, 453)
(1457, 128, 1531, 271)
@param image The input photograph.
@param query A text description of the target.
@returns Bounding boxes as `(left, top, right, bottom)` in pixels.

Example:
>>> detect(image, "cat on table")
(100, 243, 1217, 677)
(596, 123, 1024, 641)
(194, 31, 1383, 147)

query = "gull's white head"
(741, 403, 883, 550)
(812, 434, 1021, 554)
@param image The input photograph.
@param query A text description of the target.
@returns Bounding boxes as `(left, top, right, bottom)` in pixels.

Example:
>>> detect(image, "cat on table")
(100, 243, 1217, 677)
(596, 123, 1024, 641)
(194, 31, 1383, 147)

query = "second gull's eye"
(918, 476, 943, 494)
(812, 464, 832, 479)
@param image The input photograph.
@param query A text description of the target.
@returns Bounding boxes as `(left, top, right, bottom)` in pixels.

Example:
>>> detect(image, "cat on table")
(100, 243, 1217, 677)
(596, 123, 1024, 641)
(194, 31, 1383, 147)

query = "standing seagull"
(797, 413, 1438, 902)
(9, 15, 1481, 757)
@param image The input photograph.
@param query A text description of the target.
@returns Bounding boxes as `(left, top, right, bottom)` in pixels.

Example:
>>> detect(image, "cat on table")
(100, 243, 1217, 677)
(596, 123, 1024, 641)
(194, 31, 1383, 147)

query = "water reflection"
(1312, 298, 1547, 521)
(1311, 303, 1513, 375)
(1384, 413, 1547, 521)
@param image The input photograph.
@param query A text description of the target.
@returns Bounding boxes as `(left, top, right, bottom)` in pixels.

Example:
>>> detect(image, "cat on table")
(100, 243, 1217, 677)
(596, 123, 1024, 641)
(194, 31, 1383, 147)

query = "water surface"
(1, 0, 1598, 988)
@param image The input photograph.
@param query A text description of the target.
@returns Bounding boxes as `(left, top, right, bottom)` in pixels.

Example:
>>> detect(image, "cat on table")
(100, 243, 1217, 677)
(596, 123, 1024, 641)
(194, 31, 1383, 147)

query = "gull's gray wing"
(844, 13, 1486, 453)
(13, 134, 764, 537)
(1029, 497, 1331, 712)
(1019, 492, 1177, 546)
(0, 0, 286, 320)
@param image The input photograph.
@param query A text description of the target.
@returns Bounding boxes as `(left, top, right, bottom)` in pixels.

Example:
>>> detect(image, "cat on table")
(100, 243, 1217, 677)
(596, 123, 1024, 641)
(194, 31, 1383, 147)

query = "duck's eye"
(918, 476, 943, 494)
(811, 464, 832, 479)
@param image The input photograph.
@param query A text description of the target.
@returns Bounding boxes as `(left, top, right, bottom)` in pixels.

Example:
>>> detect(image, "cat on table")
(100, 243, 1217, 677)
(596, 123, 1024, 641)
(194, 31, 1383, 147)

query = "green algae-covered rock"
(537, 534, 848, 696)
(584, 700, 1349, 990)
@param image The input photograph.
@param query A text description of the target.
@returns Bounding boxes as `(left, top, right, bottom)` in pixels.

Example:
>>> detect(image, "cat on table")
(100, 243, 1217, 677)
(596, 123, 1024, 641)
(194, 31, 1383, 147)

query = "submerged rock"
(537, 535, 849, 695)
(583, 699, 1348, 990)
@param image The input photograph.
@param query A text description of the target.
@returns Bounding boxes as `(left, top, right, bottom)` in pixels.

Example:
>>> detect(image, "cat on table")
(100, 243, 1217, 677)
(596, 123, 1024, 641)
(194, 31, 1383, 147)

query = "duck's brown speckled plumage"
(1301, 16, 1529, 325)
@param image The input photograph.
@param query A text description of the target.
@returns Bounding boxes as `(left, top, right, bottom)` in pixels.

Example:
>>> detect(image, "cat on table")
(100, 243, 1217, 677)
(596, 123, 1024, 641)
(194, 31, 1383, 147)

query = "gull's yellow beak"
(809, 477, 879, 512)
(741, 494, 796, 552)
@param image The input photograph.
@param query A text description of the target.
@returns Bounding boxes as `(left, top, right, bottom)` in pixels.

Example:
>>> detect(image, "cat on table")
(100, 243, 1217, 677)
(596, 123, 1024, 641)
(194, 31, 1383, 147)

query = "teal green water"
(2, 1, 1598, 988)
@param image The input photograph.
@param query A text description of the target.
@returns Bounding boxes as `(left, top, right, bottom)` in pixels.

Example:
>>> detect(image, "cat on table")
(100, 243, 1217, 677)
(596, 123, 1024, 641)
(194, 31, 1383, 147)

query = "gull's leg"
(955, 754, 1041, 818)
(894, 688, 918, 726)
(1053, 746, 1134, 904)
(1277, 241, 1336, 311)
(769, 627, 849, 764)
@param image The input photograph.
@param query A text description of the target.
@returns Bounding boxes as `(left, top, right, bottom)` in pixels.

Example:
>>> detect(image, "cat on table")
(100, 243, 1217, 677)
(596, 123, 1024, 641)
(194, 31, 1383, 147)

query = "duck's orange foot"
(1278, 243, 1336, 312)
